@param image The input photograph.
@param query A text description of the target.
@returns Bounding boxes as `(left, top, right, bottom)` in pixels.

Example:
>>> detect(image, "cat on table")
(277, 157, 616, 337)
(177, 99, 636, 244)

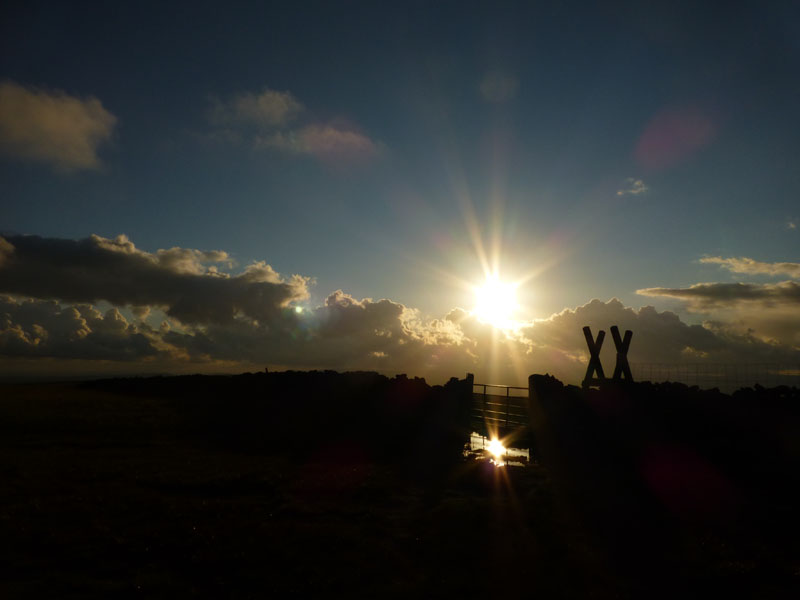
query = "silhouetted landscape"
(1, 370, 798, 597)
(3, 3, 800, 596)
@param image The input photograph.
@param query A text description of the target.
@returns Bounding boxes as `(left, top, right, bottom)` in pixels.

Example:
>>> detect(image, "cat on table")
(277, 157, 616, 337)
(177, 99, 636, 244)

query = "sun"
(487, 438, 506, 458)
(473, 275, 518, 329)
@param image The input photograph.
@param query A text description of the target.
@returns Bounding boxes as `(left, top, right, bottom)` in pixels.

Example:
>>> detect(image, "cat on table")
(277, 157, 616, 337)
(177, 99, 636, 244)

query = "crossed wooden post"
(582, 326, 605, 386)
(582, 325, 634, 387)
(610, 325, 633, 381)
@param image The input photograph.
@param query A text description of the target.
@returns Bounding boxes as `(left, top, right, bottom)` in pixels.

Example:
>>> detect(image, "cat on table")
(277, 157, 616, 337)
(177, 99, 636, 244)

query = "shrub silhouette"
(528, 374, 800, 594)
(84, 370, 474, 481)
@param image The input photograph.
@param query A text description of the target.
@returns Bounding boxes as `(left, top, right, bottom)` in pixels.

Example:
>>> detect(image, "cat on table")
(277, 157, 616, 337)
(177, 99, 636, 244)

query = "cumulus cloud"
(0, 296, 161, 360)
(0, 234, 309, 325)
(520, 298, 794, 367)
(638, 282, 800, 348)
(700, 256, 800, 279)
(209, 87, 379, 164)
(638, 256, 800, 348)
(0, 80, 116, 171)
(162, 290, 470, 374)
(2, 233, 798, 383)
(617, 178, 649, 196)
(479, 71, 519, 103)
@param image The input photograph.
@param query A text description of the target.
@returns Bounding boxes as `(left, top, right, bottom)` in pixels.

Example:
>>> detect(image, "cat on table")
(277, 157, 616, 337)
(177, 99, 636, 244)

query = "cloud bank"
(0, 81, 116, 171)
(638, 281, 800, 310)
(638, 256, 800, 348)
(0, 234, 309, 326)
(1, 234, 798, 382)
(0, 296, 161, 361)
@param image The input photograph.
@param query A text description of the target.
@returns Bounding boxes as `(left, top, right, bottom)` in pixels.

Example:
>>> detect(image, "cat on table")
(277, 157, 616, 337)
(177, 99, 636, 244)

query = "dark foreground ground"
(1, 375, 799, 598)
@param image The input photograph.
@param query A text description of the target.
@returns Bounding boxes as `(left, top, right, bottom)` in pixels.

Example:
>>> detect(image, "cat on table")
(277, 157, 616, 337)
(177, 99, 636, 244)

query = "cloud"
(162, 289, 471, 374)
(209, 87, 379, 164)
(639, 255, 800, 348)
(479, 71, 519, 103)
(638, 281, 800, 348)
(616, 178, 649, 196)
(161, 293, 800, 384)
(210, 88, 303, 129)
(258, 124, 380, 162)
(0, 236, 13, 268)
(0, 80, 116, 171)
(0, 296, 162, 360)
(521, 298, 798, 368)
(637, 281, 800, 309)
(0, 234, 309, 326)
(2, 233, 798, 383)
(699, 256, 800, 278)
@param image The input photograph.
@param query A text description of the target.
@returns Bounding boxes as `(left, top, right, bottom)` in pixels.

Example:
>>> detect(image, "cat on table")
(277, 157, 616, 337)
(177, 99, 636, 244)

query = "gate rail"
(472, 382, 528, 430)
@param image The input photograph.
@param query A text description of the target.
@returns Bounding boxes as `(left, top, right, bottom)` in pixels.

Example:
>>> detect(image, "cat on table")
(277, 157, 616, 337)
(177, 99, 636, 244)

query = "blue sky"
(1, 1, 799, 382)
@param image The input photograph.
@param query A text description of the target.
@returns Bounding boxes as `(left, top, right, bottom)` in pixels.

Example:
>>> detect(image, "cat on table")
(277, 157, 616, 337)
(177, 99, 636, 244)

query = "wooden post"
(582, 326, 606, 387)
(610, 325, 634, 381)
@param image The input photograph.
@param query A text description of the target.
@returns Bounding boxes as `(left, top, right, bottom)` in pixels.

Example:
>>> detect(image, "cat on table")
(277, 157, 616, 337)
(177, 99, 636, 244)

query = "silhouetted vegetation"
(1, 371, 798, 598)
(82, 370, 473, 473)
(530, 374, 800, 597)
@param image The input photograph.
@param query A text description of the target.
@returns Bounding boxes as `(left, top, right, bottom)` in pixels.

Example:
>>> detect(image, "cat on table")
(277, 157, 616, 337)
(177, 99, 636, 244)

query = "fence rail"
(471, 364, 800, 436)
(630, 363, 800, 391)
(472, 383, 529, 431)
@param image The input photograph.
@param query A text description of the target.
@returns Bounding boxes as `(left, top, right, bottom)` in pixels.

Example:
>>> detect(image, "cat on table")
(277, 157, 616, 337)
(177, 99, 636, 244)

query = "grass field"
(1, 379, 798, 598)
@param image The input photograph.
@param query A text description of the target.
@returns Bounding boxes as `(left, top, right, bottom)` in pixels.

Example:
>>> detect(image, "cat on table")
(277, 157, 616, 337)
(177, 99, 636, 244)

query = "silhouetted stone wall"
(84, 370, 474, 474)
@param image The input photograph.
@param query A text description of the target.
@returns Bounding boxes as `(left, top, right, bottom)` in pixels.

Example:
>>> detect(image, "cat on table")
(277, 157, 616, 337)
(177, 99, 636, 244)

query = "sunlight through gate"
(471, 382, 528, 440)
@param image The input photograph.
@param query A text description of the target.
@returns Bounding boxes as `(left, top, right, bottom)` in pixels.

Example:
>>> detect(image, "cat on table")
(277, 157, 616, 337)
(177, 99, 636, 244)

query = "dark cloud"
(638, 281, 800, 348)
(0, 234, 309, 326)
(162, 290, 466, 374)
(0, 296, 160, 360)
(523, 298, 798, 370)
(637, 281, 800, 309)
(525, 299, 719, 364)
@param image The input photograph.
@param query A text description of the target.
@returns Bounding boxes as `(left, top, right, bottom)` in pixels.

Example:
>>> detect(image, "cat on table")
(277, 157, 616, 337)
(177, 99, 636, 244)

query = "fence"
(630, 363, 800, 391)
